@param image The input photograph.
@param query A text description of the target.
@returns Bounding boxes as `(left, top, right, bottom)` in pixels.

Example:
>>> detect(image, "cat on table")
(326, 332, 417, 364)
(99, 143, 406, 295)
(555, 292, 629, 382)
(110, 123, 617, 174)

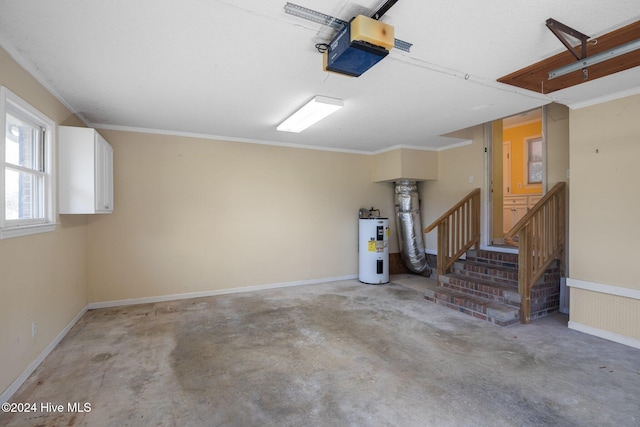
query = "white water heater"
(359, 218, 390, 284)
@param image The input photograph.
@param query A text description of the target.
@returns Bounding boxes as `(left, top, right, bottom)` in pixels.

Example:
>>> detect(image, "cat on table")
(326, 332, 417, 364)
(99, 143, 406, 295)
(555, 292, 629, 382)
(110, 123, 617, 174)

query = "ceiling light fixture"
(277, 96, 344, 133)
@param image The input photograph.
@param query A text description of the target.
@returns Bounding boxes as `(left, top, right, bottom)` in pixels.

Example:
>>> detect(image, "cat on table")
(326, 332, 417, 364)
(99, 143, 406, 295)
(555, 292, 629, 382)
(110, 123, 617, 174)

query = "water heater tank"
(359, 218, 390, 284)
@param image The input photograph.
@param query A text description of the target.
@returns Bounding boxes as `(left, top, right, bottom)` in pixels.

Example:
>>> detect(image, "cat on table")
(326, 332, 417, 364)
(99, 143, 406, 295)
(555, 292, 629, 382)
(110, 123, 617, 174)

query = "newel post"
(518, 225, 532, 324)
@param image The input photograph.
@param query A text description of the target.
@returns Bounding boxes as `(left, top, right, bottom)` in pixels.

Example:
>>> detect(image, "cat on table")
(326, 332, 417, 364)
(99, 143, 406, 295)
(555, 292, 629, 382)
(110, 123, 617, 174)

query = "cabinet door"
(503, 206, 528, 233)
(94, 135, 114, 212)
(513, 205, 527, 225)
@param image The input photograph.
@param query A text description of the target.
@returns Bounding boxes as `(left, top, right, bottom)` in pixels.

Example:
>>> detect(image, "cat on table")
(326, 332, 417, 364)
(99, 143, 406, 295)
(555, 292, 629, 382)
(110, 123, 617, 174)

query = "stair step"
(422, 249, 562, 326)
(440, 273, 521, 305)
(466, 249, 519, 269)
(424, 286, 520, 327)
(452, 261, 519, 287)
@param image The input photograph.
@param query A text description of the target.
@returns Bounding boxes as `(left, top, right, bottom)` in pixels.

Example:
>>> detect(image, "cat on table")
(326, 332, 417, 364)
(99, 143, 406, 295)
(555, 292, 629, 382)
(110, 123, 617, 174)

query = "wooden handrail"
(424, 188, 481, 282)
(424, 189, 480, 233)
(505, 182, 566, 323)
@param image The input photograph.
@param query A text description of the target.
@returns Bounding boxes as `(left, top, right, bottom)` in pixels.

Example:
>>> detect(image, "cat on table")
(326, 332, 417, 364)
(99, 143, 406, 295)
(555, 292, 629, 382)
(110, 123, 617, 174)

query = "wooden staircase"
(424, 249, 561, 326)
(423, 183, 566, 325)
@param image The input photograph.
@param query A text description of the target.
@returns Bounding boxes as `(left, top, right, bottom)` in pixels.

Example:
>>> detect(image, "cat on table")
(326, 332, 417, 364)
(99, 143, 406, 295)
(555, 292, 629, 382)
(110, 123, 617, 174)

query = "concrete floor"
(2, 275, 639, 426)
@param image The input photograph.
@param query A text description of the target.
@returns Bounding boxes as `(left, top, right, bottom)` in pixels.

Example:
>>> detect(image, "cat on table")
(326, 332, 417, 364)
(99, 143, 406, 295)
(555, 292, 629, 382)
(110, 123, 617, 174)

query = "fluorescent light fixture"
(548, 38, 640, 80)
(277, 96, 344, 133)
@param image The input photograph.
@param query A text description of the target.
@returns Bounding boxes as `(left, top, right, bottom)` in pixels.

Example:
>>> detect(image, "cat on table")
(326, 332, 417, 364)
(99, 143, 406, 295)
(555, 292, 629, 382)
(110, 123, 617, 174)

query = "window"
(1, 86, 56, 239)
(526, 136, 543, 184)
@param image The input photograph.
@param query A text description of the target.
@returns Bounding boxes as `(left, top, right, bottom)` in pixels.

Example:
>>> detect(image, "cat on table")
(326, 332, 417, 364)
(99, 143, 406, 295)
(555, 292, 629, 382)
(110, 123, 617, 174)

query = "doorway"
(488, 107, 544, 247)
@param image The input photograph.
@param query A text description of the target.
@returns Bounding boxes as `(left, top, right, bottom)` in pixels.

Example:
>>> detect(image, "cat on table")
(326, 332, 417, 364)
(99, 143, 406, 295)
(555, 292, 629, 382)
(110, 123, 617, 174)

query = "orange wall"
(503, 121, 542, 195)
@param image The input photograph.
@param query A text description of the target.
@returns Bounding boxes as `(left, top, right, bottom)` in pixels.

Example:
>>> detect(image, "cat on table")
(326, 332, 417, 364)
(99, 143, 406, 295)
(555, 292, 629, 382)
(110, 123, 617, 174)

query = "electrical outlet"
(32, 322, 37, 338)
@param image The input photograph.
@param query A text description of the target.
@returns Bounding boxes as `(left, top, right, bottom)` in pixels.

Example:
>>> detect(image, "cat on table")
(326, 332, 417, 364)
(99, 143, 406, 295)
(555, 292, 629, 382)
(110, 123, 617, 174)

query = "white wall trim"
(91, 123, 372, 155)
(0, 223, 57, 239)
(479, 244, 519, 255)
(371, 140, 472, 154)
(91, 124, 472, 155)
(567, 278, 640, 300)
(432, 139, 474, 152)
(1, 305, 88, 404)
(87, 274, 358, 310)
(568, 321, 640, 350)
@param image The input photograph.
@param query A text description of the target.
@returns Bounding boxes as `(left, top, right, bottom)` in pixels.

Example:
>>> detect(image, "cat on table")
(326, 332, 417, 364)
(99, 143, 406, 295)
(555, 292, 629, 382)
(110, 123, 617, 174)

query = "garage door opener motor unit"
(323, 15, 395, 77)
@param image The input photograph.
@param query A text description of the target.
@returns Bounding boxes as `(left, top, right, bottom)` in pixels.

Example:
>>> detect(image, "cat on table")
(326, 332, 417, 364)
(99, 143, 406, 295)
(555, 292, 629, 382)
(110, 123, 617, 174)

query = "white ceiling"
(1, 0, 639, 153)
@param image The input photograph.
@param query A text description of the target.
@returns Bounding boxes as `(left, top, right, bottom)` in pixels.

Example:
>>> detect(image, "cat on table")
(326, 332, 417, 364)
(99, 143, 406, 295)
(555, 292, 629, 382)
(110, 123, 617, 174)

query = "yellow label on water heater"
(368, 241, 376, 252)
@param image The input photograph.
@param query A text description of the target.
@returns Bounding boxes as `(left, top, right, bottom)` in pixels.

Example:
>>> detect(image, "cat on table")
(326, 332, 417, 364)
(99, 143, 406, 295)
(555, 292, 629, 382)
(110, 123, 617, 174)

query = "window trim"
(1, 86, 56, 239)
(523, 135, 543, 187)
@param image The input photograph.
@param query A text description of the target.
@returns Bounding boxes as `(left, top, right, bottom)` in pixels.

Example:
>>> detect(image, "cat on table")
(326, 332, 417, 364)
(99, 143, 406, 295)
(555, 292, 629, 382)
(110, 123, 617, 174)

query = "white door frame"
(481, 106, 547, 254)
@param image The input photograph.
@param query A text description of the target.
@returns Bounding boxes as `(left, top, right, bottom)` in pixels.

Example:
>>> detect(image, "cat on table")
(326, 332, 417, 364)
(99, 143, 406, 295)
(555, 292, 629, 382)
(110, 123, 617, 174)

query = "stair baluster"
(424, 188, 481, 282)
(505, 182, 566, 324)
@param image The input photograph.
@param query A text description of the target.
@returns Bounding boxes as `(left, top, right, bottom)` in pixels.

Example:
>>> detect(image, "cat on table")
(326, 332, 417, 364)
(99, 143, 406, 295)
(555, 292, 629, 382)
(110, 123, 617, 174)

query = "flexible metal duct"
(394, 180, 431, 275)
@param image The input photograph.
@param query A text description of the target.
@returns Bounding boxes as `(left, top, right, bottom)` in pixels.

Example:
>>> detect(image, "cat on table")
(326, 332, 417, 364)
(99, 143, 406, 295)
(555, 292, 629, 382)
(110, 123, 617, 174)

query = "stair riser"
(425, 293, 520, 327)
(426, 290, 557, 326)
(453, 270, 519, 287)
(443, 278, 560, 308)
(427, 250, 562, 326)
(454, 261, 518, 280)
(454, 262, 560, 287)
(441, 277, 521, 306)
(465, 249, 519, 268)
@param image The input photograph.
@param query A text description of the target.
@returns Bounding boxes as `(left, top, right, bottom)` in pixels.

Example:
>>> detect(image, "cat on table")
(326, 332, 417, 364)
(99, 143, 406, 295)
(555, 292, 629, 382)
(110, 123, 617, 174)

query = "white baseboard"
(87, 274, 359, 310)
(568, 321, 640, 350)
(1, 305, 88, 404)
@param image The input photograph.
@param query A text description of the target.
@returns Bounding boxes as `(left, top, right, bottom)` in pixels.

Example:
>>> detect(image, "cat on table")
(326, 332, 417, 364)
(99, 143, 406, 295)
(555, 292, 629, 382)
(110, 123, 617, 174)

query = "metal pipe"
(394, 180, 431, 275)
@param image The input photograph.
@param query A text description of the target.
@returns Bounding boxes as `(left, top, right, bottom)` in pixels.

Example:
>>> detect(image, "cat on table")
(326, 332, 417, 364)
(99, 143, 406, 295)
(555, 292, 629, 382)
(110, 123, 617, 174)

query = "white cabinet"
(503, 204, 528, 234)
(59, 126, 113, 214)
(503, 195, 540, 234)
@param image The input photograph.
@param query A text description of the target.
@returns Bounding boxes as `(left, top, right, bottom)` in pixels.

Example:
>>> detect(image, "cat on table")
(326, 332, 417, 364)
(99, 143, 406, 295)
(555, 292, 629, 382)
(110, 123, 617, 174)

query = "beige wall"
(569, 94, 640, 341)
(1, 42, 399, 397)
(569, 95, 640, 287)
(0, 47, 88, 395)
(87, 130, 397, 302)
(546, 104, 570, 189)
(371, 148, 438, 182)
(421, 125, 486, 252)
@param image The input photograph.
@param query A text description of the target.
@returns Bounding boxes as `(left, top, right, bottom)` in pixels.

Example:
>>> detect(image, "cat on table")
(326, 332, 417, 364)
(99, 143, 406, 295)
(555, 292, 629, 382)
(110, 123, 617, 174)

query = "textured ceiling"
(0, 0, 638, 153)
